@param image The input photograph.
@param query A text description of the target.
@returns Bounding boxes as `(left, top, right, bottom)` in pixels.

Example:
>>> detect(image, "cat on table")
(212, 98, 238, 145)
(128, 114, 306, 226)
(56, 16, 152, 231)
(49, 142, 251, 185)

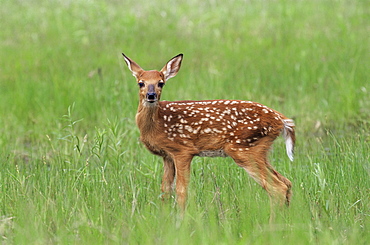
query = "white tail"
(283, 119, 295, 162)
(122, 53, 296, 211)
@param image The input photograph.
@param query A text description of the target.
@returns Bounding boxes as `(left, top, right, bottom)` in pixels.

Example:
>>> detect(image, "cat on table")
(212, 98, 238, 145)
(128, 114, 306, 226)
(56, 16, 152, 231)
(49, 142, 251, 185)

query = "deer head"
(122, 53, 183, 106)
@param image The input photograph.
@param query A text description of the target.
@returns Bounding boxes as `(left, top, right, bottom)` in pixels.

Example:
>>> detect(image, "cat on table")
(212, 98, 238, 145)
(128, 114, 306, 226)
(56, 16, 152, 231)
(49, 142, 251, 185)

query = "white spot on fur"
(213, 128, 223, 133)
(185, 125, 193, 132)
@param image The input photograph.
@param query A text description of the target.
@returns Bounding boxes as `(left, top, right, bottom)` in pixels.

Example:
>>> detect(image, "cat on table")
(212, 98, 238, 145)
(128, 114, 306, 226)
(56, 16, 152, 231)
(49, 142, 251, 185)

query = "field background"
(0, 0, 369, 244)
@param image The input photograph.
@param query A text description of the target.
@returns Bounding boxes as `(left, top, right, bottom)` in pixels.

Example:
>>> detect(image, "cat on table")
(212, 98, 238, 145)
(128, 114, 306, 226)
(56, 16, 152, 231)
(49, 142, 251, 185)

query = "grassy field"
(0, 0, 369, 244)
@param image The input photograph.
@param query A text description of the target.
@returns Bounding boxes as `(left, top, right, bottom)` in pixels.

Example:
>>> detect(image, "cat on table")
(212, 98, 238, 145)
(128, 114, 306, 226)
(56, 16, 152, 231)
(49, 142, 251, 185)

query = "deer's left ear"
(122, 53, 144, 79)
(160, 54, 183, 81)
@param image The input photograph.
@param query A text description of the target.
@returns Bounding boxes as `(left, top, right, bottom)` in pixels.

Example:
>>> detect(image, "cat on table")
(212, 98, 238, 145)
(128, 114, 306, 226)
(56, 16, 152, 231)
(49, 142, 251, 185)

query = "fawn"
(122, 53, 295, 211)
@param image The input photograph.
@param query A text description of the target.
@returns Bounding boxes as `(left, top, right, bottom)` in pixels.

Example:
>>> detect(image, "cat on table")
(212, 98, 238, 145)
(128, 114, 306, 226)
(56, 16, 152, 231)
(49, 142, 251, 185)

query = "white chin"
(144, 101, 157, 106)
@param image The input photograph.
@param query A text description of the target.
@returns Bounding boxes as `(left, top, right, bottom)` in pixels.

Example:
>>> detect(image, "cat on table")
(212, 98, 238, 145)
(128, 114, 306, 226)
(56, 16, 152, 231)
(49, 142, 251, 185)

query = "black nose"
(146, 92, 157, 102)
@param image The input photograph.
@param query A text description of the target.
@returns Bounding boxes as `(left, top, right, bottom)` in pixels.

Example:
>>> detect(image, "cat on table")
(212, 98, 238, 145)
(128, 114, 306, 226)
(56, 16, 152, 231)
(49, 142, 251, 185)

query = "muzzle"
(146, 92, 157, 102)
(146, 84, 157, 103)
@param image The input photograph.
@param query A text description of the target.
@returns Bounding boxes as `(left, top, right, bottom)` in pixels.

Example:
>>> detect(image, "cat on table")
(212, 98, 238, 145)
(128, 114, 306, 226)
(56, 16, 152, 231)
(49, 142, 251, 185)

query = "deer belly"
(197, 149, 228, 157)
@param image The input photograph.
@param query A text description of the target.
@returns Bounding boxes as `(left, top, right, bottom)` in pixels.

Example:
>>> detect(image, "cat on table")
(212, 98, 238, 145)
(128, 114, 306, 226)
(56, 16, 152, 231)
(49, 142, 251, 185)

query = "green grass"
(0, 0, 369, 244)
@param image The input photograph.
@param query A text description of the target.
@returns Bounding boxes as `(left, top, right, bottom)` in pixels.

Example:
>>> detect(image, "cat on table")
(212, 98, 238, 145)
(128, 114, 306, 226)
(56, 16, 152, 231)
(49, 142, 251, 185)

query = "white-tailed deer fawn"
(122, 53, 295, 212)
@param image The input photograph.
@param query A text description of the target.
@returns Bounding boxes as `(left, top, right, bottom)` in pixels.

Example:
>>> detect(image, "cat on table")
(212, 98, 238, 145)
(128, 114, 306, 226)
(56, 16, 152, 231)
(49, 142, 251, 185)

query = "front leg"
(173, 154, 193, 211)
(161, 155, 176, 200)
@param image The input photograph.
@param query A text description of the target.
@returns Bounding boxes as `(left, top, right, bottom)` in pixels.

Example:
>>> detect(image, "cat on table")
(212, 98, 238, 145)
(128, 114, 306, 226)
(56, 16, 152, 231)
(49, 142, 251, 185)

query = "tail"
(282, 119, 295, 161)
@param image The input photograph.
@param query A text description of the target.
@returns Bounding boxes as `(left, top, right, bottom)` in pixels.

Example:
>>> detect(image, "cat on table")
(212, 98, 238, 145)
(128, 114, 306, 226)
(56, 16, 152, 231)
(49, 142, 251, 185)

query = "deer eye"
(158, 82, 165, 88)
(138, 82, 145, 88)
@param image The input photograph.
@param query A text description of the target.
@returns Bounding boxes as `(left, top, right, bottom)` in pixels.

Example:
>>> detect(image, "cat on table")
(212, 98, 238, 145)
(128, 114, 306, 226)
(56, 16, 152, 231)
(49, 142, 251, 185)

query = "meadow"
(0, 0, 369, 244)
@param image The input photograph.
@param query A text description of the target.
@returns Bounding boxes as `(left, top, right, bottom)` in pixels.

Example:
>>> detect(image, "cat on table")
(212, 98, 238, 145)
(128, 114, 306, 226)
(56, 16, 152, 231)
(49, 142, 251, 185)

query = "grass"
(0, 0, 369, 244)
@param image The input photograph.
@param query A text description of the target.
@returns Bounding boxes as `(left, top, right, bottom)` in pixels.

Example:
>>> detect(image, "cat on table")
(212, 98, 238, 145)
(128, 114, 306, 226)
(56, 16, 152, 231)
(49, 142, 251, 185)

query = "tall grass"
(0, 0, 369, 244)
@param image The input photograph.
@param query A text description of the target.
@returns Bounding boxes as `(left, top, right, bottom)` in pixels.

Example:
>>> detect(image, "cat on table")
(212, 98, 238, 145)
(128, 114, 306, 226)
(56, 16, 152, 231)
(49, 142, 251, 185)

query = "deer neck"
(135, 102, 160, 135)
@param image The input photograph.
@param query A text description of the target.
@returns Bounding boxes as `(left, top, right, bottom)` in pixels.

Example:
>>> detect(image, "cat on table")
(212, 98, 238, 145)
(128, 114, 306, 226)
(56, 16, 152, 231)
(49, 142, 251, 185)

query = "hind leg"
(225, 142, 292, 207)
(266, 163, 292, 206)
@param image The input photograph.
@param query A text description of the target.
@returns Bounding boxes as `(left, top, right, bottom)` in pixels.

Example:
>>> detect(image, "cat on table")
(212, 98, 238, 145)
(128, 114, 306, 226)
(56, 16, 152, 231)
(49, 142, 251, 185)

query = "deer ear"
(122, 53, 144, 79)
(160, 54, 183, 81)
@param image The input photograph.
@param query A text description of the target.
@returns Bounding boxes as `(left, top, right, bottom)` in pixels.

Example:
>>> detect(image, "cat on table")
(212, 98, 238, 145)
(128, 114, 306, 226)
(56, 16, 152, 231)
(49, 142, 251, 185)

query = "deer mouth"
(146, 93, 157, 103)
